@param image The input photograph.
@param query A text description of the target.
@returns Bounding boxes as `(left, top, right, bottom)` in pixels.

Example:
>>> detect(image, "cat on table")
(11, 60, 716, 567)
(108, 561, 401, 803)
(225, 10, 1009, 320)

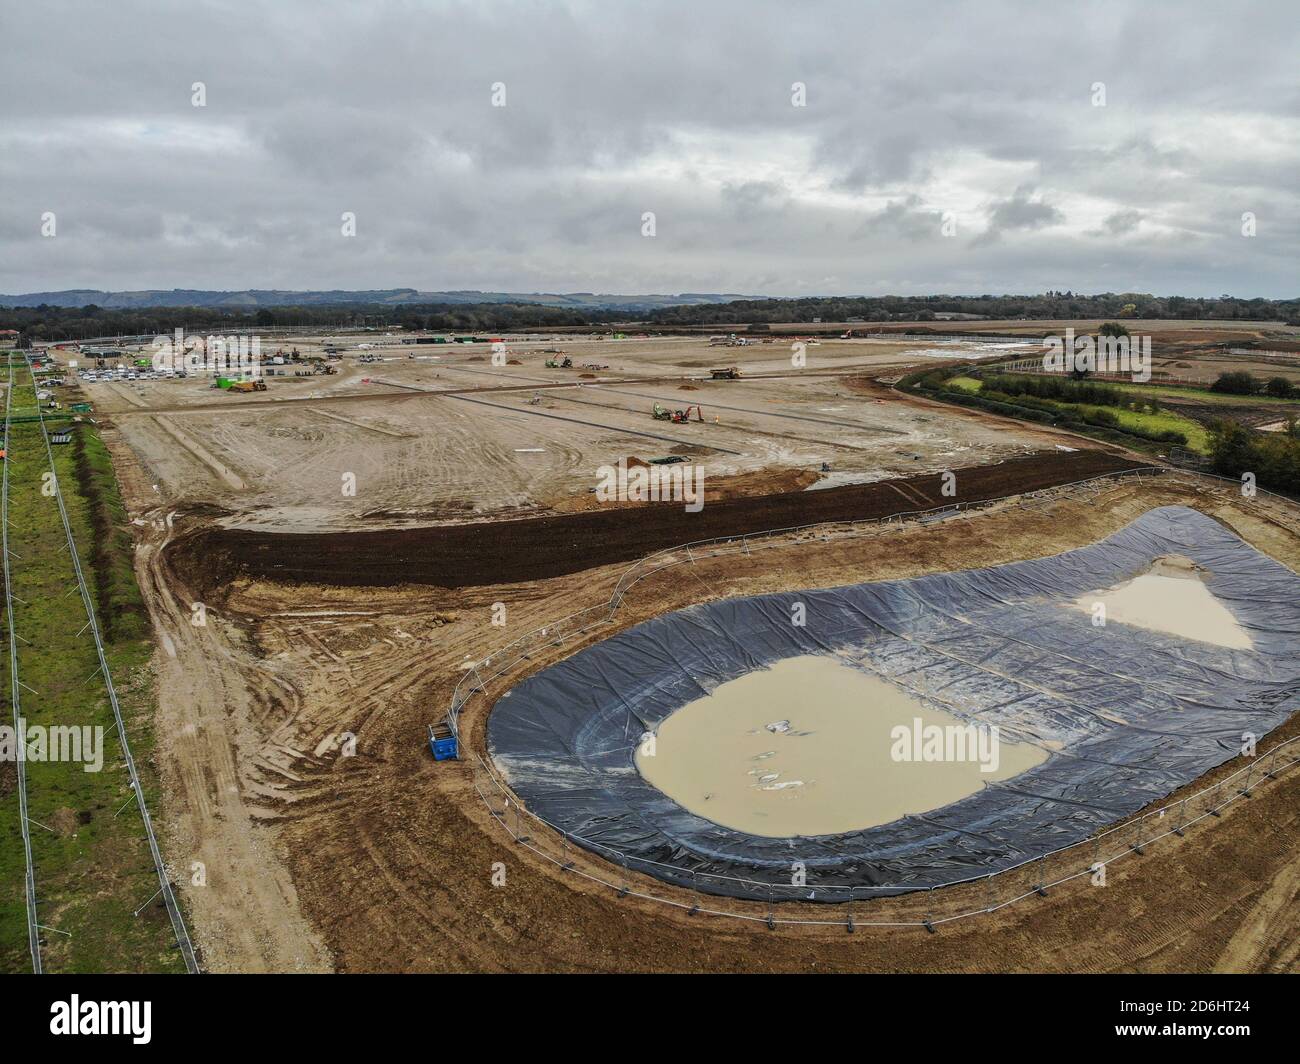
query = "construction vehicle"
(652, 403, 703, 424)
(229, 379, 267, 393)
(545, 355, 573, 369)
(710, 366, 740, 379)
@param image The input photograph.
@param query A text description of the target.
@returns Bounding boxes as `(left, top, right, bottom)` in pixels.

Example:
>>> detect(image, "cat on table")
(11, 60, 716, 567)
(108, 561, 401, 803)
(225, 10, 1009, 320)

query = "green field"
(0, 366, 185, 973)
(1109, 381, 1300, 407)
(938, 373, 1211, 452)
(1081, 404, 1210, 452)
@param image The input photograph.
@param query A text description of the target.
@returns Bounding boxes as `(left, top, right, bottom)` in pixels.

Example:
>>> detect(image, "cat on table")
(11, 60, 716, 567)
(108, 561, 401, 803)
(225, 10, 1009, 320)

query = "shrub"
(1210, 371, 1257, 395)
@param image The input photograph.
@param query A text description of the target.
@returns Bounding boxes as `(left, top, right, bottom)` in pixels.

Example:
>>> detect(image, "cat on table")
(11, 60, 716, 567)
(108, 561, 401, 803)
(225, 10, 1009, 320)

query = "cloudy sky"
(1, 0, 1296, 298)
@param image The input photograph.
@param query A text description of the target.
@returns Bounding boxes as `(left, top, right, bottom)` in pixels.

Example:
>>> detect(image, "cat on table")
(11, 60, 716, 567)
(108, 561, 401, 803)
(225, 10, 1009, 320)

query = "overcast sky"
(1, 0, 1296, 298)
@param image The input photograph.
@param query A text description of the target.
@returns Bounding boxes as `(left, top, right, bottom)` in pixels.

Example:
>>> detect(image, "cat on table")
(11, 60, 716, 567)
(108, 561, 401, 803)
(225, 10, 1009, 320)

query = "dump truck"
(710, 366, 740, 379)
(228, 379, 267, 393)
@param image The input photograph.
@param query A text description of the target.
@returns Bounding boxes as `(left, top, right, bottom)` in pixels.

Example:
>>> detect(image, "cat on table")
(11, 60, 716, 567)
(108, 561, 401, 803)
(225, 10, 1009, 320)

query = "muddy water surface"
(635, 655, 1047, 838)
(1074, 555, 1252, 649)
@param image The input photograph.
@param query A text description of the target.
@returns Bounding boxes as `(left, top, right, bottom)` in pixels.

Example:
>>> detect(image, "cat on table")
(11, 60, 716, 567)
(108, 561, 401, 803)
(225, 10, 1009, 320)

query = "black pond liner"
(487, 507, 1300, 902)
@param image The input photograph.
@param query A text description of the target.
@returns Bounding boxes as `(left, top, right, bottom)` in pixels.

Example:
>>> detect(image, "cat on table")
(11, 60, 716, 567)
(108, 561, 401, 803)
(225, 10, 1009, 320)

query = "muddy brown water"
(1074, 555, 1252, 650)
(635, 655, 1048, 838)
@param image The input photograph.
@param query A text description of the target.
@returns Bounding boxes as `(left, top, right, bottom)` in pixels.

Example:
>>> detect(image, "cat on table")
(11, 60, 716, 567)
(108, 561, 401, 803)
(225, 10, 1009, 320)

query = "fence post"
(1132, 816, 1145, 856)
(1209, 779, 1223, 817)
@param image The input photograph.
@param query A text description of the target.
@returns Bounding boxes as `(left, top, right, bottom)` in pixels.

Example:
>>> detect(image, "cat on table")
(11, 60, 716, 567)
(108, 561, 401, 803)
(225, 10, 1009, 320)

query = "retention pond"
(488, 507, 1300, 902)
(635, 655, 1047, 837)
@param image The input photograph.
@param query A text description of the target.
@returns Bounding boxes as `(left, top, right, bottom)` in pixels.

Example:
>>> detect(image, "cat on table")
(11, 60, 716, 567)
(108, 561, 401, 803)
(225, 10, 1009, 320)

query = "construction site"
(6, 318, 1298, 976)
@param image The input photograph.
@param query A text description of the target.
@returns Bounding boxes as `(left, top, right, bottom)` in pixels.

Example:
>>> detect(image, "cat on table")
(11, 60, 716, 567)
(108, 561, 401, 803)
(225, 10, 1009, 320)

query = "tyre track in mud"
(142, 465, 1300, 972)
(131, 509, 333, 973)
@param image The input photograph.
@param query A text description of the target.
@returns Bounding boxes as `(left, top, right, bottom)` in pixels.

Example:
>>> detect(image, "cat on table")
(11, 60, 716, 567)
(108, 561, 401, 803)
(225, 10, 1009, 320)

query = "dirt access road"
(103, 423, 331, 973)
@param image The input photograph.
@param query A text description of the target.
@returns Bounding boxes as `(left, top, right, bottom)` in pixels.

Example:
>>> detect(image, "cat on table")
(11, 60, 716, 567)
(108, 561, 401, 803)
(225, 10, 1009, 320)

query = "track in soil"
(171, 448, 1147, 592)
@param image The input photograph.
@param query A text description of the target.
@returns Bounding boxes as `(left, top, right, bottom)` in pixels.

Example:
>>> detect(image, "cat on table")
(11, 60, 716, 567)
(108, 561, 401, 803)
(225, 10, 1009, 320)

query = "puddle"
(1074, 555, 1252, 649)
(635, 655, 1048, 838)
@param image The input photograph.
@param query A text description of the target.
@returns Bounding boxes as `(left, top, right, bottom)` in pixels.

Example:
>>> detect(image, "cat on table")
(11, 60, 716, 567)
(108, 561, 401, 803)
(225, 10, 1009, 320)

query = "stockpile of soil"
(169, 449, 1147, 593)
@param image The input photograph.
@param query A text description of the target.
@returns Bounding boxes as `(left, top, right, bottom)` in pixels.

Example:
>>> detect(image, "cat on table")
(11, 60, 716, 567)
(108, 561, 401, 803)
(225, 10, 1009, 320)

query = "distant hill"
(0, 288, 755, 311)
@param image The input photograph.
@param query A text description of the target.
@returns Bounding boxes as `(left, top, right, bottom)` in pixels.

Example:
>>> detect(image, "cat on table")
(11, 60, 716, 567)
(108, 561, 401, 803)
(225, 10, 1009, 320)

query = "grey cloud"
(0, 0, 1296, 297)
(1098, 209, 1144, 236)
(973, 187, 1065, 246)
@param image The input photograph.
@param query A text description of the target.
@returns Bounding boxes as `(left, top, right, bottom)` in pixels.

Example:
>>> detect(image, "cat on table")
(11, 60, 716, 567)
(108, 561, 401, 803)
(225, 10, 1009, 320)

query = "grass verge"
(0, 368, 184, 973)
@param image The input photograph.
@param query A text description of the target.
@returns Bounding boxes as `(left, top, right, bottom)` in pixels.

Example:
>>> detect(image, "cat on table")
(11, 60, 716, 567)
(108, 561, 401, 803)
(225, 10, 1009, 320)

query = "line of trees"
(1208, 420, 1300, 495)
(4, 292, 1300, 342)
(900, 366, 1187, 447)
(979, 373, 1144, 409)
(1210, 371, 1297, 398)
(646, 293, 1300, 327)
(0, 302, 620, 343)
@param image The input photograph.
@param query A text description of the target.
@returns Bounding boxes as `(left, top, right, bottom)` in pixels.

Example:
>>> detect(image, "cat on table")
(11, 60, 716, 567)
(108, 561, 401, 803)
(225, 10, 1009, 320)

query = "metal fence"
(469, 734, 1300, 927)
(443, 466, 1300, 926)
(447, 465, 1180, 741)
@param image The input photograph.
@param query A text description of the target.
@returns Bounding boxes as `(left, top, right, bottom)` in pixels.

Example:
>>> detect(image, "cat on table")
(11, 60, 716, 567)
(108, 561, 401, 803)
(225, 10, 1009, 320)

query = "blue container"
(428, 723, 458, 761)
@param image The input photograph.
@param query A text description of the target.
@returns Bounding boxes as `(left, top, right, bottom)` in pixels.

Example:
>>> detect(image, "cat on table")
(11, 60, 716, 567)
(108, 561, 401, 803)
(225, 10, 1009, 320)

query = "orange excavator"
(651, 403, 703, 423)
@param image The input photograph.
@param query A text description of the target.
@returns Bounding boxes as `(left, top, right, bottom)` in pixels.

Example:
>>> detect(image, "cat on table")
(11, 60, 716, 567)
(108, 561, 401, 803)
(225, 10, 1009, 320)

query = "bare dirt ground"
(104, 422, 331, 973)
(120, 450, 1300, 973)
(64, 326, 1300, 973)
(171, 449, 1144, 590)
(83, 335, 1062, 532)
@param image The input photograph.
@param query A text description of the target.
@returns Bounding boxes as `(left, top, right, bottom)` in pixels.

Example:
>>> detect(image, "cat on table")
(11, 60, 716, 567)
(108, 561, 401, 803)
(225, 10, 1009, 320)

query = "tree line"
(4, 291, 1299, 343)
